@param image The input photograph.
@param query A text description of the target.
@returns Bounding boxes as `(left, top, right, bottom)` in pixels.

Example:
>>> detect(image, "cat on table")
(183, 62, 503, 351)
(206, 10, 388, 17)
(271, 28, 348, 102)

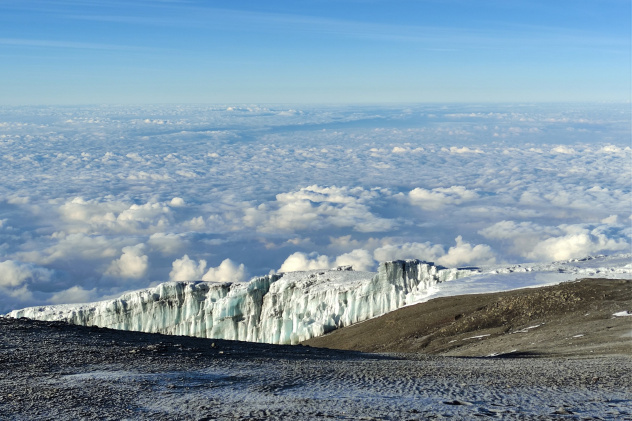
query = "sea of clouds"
(0, 103, 629, 312)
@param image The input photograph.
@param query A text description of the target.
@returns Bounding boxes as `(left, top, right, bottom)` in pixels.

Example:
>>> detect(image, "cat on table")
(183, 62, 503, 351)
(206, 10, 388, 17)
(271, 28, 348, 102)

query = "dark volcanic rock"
(1, 278, 631, 420)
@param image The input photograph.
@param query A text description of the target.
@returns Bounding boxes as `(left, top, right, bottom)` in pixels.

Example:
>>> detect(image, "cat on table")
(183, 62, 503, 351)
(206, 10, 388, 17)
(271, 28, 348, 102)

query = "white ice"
(7, 253, 631, 345)
(8, 260, 464, 344)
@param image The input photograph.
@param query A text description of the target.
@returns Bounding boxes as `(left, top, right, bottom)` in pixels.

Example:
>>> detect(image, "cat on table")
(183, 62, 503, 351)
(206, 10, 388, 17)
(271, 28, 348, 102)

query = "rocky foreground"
(1, 278, 631, 420)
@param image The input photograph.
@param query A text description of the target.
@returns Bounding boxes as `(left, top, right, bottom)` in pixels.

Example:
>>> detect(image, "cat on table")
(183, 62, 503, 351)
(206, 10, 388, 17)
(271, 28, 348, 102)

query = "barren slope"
(302, 278, 632, 357)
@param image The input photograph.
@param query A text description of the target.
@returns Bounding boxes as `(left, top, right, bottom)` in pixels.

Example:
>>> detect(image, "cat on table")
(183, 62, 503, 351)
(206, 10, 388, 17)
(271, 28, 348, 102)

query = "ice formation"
(7, 260, 465, 344)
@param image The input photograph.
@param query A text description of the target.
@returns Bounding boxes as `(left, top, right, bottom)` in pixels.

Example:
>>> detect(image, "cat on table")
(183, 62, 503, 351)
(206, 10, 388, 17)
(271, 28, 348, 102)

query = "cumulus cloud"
(148, 232, 186, 255)
(597, 144, 631, 155)
(114, 202, 173, 233)
(168, 256, 248, 283)
(58, 198, 176, 235)
(0, 260, 53, 287)
(442, 146, 483, 154)
(201, 259, 248, 283)
(244, 185, 395, 233)
(480, 220, 629, 261)
(435, 236, 496, 267)
(408, 186, 478, 211)
(525, 227, 629, 261)
(278, 248, 378, 273)
(169, 255, 207, 281)
(105, 244, 148, 279)
(327, 235, 381, 253)
(373, 237, 495, 267)
(170, 197, 186, 207)
(279, 252, 331, 272)
(48, 286, 97, 305)
(551, 145, 576, 154)
(183, 216, 206, 230)
(333, 249, 376, 272)
(58, 197, 125, 231)
(328, 235, 363, 251)
(373, 242, 445, 263)
(0, 260, 56, 311)
(479, 220, 548, 253)
(16, 233, 122, 265)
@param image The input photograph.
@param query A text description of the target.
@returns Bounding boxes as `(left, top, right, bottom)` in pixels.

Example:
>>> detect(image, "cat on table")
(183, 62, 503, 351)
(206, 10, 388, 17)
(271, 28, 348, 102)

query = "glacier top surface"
(278, 268, 376, 289)
(9, 254, 631, 317)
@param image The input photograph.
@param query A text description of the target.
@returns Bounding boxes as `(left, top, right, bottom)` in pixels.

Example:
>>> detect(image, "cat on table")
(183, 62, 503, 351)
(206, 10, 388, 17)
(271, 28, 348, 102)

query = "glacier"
(7, 260, 465, 345)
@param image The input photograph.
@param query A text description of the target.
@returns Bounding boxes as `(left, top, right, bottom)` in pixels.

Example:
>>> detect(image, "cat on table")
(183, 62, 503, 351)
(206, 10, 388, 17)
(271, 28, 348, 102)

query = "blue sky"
(0, 0, 630, 104)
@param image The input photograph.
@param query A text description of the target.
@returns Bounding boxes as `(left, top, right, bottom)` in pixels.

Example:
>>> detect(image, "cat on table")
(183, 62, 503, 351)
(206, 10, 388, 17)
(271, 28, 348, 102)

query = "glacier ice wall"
(7, 260, 465, 344)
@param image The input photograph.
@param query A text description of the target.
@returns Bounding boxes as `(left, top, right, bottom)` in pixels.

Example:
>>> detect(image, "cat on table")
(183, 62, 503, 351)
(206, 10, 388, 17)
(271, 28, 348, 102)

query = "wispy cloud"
(53, 5, 626, 50)
(0, 38, 153, 52)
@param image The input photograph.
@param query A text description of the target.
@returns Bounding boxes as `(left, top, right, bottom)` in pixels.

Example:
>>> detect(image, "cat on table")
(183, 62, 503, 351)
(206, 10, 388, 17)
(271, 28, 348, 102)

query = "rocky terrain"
(1, 278, 631, 420)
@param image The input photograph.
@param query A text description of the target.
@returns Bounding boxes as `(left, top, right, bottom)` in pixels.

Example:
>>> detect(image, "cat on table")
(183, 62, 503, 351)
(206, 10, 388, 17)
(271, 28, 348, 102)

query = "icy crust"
(482, 253, 632, 277)
(7, 260, 464, 345)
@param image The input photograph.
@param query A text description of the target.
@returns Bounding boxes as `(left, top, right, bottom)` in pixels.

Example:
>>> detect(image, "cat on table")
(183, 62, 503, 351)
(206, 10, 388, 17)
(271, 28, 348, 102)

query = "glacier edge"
(7, 260, 466, 345)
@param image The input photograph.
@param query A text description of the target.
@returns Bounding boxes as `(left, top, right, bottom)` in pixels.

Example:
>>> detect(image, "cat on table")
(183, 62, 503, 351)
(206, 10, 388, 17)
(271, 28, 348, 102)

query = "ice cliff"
(7, 260, 466, 344)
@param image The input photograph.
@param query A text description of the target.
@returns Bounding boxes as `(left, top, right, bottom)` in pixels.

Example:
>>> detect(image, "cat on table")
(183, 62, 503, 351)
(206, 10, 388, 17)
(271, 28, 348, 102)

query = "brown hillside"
(302, 278, 632, 357)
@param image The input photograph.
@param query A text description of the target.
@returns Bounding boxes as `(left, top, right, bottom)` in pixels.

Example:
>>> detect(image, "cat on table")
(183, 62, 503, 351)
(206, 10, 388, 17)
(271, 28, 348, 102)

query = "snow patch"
(463, 334, 490, 340)
(512, 324, 543, 334)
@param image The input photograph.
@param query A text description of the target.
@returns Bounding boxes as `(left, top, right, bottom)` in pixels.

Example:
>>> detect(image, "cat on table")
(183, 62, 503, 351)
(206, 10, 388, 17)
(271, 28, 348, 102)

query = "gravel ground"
(1, 317, 631, 420)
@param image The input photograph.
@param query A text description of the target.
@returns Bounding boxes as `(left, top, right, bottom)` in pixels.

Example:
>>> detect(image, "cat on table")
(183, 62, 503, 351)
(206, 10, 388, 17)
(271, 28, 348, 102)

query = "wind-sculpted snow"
(8, 261, 464, 344)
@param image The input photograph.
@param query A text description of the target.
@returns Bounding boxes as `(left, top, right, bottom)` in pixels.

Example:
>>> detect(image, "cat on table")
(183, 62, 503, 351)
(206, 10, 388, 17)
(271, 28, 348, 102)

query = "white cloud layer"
(0, 104, 629, 311)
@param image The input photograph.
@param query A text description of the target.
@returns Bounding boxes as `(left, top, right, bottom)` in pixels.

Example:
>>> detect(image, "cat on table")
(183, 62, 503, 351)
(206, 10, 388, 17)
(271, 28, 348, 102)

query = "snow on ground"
(417, 253, 632, 304)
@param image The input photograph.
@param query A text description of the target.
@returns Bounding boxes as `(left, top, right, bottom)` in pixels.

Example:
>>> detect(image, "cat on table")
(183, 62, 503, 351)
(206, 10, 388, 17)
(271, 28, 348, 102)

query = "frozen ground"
(1, 316, 630, 420)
